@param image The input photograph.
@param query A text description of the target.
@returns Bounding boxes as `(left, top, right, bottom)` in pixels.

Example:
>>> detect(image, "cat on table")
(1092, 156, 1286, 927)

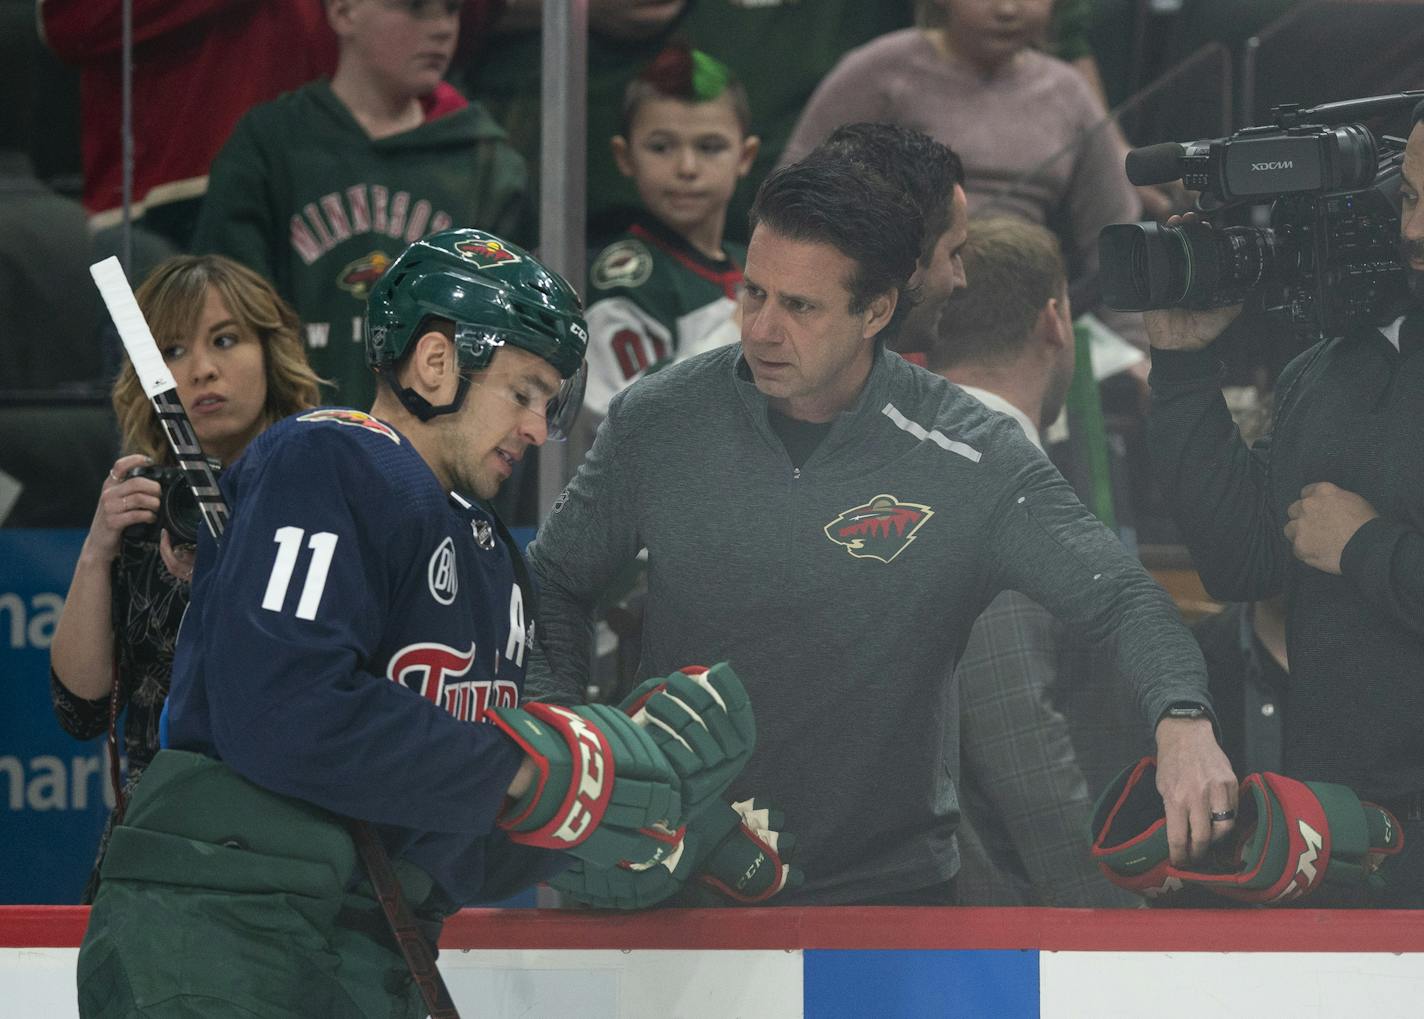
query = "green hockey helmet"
(365, 229, 588, 436)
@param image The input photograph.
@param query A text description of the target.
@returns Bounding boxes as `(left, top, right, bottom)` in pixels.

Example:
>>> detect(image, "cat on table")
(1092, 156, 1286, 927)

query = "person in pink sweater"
(782, 0, 1140, 287)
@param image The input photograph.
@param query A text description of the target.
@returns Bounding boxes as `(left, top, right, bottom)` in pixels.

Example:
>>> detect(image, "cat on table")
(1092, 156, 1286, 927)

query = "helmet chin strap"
(379, 368, 472, 422)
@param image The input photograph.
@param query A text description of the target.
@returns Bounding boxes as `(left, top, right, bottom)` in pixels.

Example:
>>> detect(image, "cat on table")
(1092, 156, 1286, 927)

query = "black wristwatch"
(1160, 701, 1209, 722)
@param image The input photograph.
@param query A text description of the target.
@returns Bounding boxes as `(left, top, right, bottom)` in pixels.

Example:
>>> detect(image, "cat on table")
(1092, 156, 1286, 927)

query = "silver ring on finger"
(1210, 809, 1236, 823)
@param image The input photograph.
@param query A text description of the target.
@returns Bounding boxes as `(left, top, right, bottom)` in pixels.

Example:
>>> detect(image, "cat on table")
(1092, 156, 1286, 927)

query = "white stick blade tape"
(90, 256, 177, 399)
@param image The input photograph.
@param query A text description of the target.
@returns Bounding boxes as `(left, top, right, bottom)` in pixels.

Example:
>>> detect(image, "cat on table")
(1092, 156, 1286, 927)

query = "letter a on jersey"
(824, 494, 934, 563)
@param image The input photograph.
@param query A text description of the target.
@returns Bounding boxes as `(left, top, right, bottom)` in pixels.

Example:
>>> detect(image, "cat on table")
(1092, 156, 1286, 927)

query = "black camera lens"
(1100, 221, 1282, 311)
(160, 481, 202, 548)
(1100, 222, 1189, 310)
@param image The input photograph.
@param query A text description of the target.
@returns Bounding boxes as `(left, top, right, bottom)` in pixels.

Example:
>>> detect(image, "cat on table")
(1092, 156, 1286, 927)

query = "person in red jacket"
(38, 0, 340, 249)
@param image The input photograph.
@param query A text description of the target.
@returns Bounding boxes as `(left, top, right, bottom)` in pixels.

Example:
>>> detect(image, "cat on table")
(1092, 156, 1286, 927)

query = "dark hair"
(817, 123, 965, 267)
(929, 217, 1066, 373)
(620, 43, 752, 137)
(749, 155, 923, 337)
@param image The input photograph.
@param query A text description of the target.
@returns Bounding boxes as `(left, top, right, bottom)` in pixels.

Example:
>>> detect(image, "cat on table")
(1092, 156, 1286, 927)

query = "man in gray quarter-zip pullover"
(528, 152, 1237, 906)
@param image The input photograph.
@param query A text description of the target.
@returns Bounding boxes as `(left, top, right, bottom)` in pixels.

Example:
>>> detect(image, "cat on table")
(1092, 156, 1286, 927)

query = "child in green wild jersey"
(193, 0, 530, 413)
(583, 45, 759, 422)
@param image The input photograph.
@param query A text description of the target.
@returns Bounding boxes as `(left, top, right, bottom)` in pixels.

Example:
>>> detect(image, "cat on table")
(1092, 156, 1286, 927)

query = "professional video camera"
(1099, 91, 1421, 339)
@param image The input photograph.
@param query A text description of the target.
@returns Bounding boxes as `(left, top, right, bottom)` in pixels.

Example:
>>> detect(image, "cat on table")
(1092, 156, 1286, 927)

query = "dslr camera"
(124, 462, 219, 548)
(1099, 91, 1421, 339)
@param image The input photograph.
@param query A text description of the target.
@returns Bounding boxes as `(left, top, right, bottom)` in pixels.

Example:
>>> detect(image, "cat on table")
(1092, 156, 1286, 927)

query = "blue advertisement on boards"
(1, 529, 112, 904)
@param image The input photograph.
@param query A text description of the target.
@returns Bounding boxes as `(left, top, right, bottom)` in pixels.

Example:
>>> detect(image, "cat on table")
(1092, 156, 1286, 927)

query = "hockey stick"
(91, 258, 229, 543)
(90, 256, 462, 1019)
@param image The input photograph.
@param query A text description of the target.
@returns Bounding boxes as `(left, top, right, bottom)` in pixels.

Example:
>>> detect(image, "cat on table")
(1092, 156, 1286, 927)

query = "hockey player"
(75, 229, 754, 1018)
(582, 44, 760, 422)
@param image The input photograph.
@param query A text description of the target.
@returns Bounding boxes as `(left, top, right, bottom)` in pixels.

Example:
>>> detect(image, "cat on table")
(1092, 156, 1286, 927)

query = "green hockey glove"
(551, 796, 803, 909)
(491, 702, 684, 870)
(618, 662, 756, 813)
(693, 797, 803, 903)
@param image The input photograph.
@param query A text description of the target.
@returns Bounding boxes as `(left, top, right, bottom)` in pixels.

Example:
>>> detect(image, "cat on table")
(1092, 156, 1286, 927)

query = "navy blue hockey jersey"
(165, 408, 565, 904)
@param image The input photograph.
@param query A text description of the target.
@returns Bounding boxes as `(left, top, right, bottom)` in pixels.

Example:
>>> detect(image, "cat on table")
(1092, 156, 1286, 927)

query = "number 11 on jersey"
(262, 526, 339, 620)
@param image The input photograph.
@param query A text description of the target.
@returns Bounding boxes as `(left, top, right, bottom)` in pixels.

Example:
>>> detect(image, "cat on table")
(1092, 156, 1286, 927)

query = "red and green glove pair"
(1091, 756, 1404, 904)
(489, 663, 755, 872)
(548, 667, 800, 908)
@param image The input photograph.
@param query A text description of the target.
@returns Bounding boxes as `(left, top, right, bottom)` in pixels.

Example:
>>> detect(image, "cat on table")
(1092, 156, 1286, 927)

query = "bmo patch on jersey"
(591, 239, 653, 290)
(428, 537, 457, 604)
(336, 250, 393, 300)
(824, 494, 934, 564)
(297, 409, 401, 443)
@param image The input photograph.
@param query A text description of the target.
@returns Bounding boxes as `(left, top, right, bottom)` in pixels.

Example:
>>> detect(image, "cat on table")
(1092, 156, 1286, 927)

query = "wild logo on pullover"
(823, 494, 935, 563)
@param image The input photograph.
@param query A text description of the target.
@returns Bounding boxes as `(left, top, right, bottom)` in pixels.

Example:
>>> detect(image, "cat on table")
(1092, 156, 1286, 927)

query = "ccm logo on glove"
(550, 707, 607, 844)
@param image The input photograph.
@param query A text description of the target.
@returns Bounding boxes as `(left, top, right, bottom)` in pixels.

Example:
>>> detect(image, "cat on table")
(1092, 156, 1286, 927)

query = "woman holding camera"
(49, 254, 322, 894)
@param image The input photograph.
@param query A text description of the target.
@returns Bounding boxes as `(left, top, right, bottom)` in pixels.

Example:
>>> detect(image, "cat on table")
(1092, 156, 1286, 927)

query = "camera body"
(1099, 93, 1420, 339)
(124, 462, 216, 548)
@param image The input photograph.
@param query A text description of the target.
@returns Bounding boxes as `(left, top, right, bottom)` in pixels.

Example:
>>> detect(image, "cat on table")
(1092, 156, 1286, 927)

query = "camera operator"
(49, 255, 321, 900)
(1143, 101, 1424, 907)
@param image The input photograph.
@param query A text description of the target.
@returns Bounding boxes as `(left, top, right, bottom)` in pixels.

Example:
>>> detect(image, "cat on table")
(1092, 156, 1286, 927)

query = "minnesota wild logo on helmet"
(365, 229, 589, 432)
(455, 237, 521, 268)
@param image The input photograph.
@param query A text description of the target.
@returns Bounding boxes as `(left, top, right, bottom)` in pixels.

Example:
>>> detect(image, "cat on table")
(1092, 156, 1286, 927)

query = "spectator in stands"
(817, 122, 968, 356)
(38, 0, 338, 250)
(527, 151, 1236, 906)
(193, 0, 530, 411)
(931, 217, 1150, 906)
(781, 0, 1140, 289)
(583, 44, 758, 422)
(457, 0, 916, 244)
(49, 254, 321, 899)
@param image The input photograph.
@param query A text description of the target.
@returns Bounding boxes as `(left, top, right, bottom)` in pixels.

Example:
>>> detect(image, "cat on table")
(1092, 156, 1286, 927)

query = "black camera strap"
(105, 654, 126, 821)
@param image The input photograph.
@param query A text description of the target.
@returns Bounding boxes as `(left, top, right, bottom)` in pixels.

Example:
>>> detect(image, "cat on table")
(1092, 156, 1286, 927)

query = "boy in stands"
(193, 0, 529, 411)
(582, 44, 760, 423)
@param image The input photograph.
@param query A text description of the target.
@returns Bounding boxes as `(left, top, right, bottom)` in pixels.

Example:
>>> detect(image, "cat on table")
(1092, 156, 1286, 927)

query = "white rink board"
(1, 947, 802, 1019)
(439, 948, 801, 1017)
(1041, 952, 1424, 1019)
(14, 946, 1424, 1018)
